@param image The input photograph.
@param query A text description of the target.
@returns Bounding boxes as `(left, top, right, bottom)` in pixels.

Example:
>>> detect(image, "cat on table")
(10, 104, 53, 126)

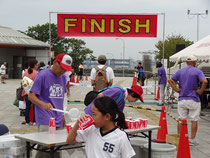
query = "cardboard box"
(166, 134, 180, 150)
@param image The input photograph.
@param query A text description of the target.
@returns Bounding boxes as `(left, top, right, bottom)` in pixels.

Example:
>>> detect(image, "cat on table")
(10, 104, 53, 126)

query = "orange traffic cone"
(156, 86, 160, 100)
(85, 74, 88, 81)
(155, 106, 168, 143)
(72, 75, 75, 83)
(177, 119, 191, 158)
(76, 75, 79, 83)
(132, 74, 137, 86)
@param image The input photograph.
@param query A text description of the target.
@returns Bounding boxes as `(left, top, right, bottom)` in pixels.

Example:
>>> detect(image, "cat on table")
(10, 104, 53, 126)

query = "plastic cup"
(66, 124, 73, 133)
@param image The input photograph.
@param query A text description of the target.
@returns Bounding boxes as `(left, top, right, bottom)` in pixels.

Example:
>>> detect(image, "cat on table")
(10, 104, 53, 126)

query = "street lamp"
(116, 38, 125, 77)
(187, 10, 208, 41)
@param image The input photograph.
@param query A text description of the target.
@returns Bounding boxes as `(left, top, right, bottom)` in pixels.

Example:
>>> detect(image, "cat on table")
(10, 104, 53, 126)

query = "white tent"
(169, 35, 210, 62)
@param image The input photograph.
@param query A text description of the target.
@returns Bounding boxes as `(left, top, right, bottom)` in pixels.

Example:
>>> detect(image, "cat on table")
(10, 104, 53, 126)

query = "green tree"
(25, 23, 95, 72)
(155, 34, 193, 66)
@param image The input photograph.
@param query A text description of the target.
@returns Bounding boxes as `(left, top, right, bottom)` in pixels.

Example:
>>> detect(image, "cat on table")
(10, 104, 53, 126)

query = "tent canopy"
(169, 35, 210, 62)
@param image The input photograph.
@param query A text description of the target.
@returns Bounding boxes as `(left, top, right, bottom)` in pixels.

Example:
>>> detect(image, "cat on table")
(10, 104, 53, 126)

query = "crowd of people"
(1, 53, 207, 157)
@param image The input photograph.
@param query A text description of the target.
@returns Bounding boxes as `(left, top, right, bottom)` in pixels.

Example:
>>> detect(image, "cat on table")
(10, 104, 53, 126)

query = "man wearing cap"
(168, 55, 207, 146)
(28, 53, 73, 157)
(84, 85, 144, 115)
(90, 55, 115, 90)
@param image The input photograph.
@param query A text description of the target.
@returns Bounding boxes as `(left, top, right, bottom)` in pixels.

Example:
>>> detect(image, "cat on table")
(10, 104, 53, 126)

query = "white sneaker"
(189, 138, 199, 146)
(33, 122, 37, 126)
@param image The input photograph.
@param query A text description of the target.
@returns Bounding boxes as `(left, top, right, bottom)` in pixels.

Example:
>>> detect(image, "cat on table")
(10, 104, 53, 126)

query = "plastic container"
(143, 143, 176, 158)
(68, 108, 80, 122)
(130, 139, 148, 158)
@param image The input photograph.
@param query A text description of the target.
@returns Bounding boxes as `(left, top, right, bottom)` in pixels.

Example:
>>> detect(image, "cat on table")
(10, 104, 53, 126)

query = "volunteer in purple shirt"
(85, 85, 144, 116)
(29, 53, 73, 129)
(156, 61, 167, 106)
(168, 55, 207, 146)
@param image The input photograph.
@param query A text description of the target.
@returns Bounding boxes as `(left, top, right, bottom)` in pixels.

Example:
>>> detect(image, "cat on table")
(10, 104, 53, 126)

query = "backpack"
(16, 86, 24, 101)
(84, 86, 124, 106)
(94, 66, 108, 91)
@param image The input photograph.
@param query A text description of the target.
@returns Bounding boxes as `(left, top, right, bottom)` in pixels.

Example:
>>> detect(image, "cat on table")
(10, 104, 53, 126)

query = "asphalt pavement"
(0, 77, 210, 158)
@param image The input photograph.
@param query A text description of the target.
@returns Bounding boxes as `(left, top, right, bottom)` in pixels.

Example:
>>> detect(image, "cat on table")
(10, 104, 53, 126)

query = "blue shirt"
(137, 66, 144, 76)
(171, 66, 205, 102)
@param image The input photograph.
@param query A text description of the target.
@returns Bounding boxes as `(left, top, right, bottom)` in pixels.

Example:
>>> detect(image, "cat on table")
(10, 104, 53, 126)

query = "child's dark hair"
(28, 59, 38, 74)
(127, 88, 140, 99)
(93, 96, 128, 129)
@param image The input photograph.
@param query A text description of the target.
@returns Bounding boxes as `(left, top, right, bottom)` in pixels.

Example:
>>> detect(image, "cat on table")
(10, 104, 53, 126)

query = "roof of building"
(0, 26, 50, 48)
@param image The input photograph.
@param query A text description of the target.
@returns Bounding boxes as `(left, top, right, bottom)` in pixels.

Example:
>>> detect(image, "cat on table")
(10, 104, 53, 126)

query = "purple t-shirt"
(157, 66, 167, 84)
(171, 66, 205, 102)
(84, 87, 126, 115)
(30, 68, 66, 127)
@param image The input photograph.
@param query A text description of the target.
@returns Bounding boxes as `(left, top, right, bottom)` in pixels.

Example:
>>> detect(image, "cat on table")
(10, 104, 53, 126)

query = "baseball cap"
(98, 55, 106, 61)
(130, 85, 144, 103)
(185, 55, 197, 62)
(56, 53, 73, 71)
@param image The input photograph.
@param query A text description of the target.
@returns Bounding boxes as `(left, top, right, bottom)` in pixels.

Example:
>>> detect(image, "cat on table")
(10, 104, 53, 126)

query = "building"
(83, 58, 137, 70)
(0, 26, 50, 78)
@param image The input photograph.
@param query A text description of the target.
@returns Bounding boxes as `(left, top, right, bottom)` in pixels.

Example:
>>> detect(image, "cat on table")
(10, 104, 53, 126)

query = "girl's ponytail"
(94, 96, 128, 130)
(115, 110, 128, 129)
(28, 67, 33, 74)
(28, 59, 38, 74)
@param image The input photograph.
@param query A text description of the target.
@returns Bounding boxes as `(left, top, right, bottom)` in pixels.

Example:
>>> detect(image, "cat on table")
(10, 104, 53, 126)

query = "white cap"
(185, 55, 197, 62)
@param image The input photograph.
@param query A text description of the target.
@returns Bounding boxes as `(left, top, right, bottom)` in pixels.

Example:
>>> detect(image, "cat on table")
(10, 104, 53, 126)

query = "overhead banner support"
(57, 14, 157, 37)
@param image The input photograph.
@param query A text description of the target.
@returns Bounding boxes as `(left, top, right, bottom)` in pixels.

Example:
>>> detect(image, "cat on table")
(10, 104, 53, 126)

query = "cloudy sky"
(0, 0, 209, 60)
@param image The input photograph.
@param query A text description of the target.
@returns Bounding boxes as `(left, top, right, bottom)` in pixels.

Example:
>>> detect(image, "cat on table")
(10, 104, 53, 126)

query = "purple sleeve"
(30, 73, 42, 95)
(157, 68, 161, 76)
(198, 70, 206, 82)
(171, 71, 180, 82)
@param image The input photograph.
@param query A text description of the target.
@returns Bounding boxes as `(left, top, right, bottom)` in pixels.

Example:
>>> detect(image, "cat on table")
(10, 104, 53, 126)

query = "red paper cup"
(130, 121, 136, 129)
(125, 119, 131, 129)
(66, 124, 72, 133)
(79, 115, 94, 130)
(142, 119, 148, 128)
(135, 119, 141, 129)
(49, 118, 56, 127)
(49, 118, 56, 134)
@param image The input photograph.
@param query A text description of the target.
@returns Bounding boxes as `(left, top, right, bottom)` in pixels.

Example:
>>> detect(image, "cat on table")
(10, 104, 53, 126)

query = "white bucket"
(143, 143, 176, 158)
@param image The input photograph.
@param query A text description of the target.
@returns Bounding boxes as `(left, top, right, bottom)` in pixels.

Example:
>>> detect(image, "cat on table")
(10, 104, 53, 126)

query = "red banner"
(57, 14, 157, 37)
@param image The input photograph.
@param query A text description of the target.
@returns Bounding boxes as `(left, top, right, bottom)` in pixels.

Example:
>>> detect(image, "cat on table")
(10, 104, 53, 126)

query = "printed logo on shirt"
(49, 84, 64, 99)
(103, 142, 115, 153)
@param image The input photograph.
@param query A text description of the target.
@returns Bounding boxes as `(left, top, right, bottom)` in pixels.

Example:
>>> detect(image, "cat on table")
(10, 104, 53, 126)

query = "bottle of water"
(69, 108, 80, 122)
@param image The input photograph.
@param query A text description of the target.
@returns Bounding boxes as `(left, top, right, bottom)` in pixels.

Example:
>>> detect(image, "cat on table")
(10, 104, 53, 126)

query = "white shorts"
(178, 100, 201, 121)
